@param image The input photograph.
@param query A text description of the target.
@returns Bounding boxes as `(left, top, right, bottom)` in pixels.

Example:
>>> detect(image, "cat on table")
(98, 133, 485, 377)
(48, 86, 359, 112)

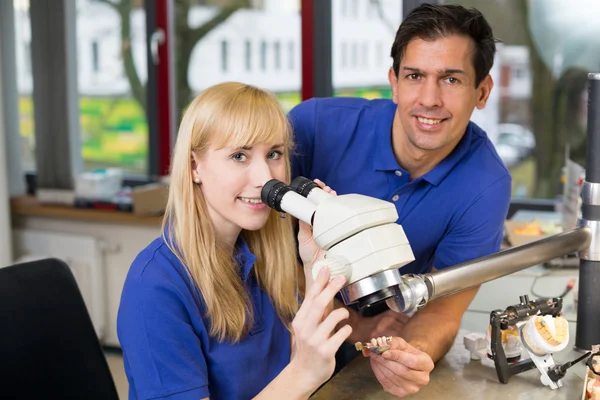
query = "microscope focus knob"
(312, 255, 352, 284)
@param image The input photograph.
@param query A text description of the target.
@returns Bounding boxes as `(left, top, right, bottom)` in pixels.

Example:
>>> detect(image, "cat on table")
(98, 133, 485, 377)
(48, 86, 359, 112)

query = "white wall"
(0, 41, 14, 267)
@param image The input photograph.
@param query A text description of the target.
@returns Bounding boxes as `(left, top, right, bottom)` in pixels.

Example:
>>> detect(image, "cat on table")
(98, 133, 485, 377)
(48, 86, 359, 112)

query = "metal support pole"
(575, 73, 600, 351)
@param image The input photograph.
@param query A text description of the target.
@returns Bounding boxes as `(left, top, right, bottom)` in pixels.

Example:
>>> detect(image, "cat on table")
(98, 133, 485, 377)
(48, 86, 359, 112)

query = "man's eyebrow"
(442, 68, 468, 76)
(402, 66, 422, 73)
(401, 66, 468, 76)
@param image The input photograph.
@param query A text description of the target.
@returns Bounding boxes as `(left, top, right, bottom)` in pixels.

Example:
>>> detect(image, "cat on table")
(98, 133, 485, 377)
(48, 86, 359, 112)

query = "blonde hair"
(162, 82, 299, 342)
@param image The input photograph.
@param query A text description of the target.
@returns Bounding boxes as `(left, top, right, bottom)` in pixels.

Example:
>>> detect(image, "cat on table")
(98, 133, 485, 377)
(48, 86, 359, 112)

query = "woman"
(117, 82, 352, 400)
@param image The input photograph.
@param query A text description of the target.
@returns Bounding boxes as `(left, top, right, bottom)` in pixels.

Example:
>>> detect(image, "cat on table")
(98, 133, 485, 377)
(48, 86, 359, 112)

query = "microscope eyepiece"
(261, 179, 317, 226)
(291, 176, 319, 197)
(261, 179, 291, 212)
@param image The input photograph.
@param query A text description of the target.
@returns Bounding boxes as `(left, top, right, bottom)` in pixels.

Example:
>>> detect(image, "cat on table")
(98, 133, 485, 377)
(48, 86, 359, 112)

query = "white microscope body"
(261, 177, 421, 311)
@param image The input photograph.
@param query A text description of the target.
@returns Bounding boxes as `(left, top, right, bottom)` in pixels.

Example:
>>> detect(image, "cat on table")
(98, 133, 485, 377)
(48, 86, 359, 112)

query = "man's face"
(389, 34, 493, 154)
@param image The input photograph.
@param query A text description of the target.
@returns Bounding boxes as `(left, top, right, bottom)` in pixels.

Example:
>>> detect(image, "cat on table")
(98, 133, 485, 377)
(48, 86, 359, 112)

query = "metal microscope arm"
(424, 226, 591, 301)
(397, 226, 591, 312)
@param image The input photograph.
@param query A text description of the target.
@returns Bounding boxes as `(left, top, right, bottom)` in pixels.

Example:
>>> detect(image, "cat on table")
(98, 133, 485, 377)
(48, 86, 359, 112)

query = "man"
(289, 3, 511, 397)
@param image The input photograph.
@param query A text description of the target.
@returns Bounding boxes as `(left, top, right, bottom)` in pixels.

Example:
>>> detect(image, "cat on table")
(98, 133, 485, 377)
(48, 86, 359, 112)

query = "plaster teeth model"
(521, 315, 569, 356)
(355, 336, 394, 355)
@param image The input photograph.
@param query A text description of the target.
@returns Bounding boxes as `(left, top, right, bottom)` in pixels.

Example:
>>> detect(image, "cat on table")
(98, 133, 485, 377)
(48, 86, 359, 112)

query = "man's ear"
(388, 67, 400, 105)
(475, 74, 494, 110)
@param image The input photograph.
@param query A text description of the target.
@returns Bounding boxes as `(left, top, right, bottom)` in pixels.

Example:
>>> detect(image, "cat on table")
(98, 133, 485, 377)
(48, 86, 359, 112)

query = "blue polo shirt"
(289, 97, 511, 274)
(117, 237, 291, 399)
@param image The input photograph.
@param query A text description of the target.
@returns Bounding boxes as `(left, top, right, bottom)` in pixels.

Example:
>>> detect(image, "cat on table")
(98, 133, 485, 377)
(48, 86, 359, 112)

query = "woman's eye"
(230, 152, 248, 162)
(268, 150, 283, 160)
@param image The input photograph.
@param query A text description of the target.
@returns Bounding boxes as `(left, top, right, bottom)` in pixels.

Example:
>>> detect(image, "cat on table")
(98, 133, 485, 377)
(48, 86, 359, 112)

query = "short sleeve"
(117, 257, 210, 400)
(433, 175, 511, 270)
(288, 98, 318, 180)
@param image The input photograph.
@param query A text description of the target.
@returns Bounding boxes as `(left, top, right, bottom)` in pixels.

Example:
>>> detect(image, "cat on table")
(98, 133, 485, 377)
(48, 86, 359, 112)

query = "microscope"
(262, 175, 425, 313)
(261, 73, 600, 355)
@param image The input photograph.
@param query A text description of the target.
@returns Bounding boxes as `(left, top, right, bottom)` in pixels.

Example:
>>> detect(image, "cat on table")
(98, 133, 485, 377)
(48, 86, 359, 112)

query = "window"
(245, 40, 251, 71)
(288, 41, 294, 70)
(13, 0, 35, 171)
(332, 0, 400, 102)
(220, 40, 228, 72)
(341, 42, 347, 69)
(273, 41, 281, 70)
(75, 0, 149, 175)
(178, 1, 301, 114)
(351, 0, 359, 18)
(260, 40, 267, 71)
(449, 0, 598, 199)
(91, 41, 99, 73)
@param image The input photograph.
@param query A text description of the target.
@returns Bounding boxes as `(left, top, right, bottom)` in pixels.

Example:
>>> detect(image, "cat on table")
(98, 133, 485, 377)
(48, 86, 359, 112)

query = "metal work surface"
(312, 328, 585, 400)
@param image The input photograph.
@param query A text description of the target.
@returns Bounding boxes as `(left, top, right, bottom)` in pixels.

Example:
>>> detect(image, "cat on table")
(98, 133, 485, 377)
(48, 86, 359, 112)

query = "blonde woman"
(117, 82, 351, 400)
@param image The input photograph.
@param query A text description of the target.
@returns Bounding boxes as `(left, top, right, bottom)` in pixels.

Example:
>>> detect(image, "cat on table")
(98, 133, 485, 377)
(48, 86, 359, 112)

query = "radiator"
(12, 228, 106, 341)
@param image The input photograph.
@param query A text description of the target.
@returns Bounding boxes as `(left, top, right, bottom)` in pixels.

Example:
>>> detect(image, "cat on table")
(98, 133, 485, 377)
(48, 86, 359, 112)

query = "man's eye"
(231, 152, 248, 162)
(445, 77, 460, 84)
(407, 73, 420, 80)
(268, 150, 283, 160)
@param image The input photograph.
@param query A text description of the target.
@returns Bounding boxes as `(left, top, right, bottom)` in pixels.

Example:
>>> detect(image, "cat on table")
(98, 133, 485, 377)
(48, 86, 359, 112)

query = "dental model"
(521, 315, 569, 355)
(518, 315, 570, 390)
(355, 336, 393, 355)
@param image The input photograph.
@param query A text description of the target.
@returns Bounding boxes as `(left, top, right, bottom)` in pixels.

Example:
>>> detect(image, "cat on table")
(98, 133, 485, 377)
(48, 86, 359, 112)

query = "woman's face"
(192, 142, 287, 245)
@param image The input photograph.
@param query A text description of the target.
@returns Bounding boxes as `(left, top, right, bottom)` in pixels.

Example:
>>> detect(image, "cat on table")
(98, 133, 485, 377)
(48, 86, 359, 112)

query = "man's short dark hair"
(391, 3, 498, 87)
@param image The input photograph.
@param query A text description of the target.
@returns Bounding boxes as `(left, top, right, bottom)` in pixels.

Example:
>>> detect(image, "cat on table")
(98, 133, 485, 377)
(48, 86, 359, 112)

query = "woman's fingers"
(294, 266, 330, 325)
(313, 307, 350, 340)
(327, 324, 353, 352)
(304, 274, 346, 327)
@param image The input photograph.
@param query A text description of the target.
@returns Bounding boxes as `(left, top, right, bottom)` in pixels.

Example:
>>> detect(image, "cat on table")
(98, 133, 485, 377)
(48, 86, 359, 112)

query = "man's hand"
(346, 308, 409, 344)
(364, 337, 434, 398)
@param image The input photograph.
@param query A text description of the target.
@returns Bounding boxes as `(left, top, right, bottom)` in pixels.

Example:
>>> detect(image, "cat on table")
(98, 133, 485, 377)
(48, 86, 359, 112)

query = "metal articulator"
(387, 73, 600, 351)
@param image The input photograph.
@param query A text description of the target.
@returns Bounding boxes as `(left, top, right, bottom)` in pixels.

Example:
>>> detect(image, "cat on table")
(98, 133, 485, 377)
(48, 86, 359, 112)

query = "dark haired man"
(290, 3, 511, 397)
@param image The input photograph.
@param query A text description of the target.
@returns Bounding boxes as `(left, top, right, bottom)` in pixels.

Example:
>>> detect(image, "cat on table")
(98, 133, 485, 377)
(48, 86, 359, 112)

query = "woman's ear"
(191, 152, 201, 184)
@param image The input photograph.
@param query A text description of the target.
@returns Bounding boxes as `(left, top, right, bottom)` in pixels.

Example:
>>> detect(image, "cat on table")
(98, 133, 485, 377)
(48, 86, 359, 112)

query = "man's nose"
(419, 79, 443, 108)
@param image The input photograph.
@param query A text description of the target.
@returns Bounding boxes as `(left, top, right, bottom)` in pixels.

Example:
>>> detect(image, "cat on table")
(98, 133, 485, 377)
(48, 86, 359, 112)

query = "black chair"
(0, 258, 119, 399)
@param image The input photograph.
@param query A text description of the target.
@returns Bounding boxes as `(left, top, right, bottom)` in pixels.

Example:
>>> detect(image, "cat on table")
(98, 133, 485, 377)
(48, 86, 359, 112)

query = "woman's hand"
(297, 179, 337, 289)
(289, 266, 352, 392)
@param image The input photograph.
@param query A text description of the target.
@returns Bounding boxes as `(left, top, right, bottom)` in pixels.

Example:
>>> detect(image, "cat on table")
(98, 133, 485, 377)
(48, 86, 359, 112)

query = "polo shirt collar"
(234, 237, 257, 281)
(420, 122, 473, 186)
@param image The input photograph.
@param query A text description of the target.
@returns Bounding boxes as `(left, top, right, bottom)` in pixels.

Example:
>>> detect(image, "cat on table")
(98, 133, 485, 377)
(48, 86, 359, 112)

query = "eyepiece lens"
(261, 179, 291, 212)
(290, 176, 319, 197)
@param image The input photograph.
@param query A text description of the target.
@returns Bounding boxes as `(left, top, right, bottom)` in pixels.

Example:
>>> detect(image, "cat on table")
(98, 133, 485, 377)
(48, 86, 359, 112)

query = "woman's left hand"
(297, 179, 337, 289)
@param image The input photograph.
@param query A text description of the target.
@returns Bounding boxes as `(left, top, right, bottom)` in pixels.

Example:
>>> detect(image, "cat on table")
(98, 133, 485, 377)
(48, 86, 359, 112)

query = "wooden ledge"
(10, 196, 162, 226)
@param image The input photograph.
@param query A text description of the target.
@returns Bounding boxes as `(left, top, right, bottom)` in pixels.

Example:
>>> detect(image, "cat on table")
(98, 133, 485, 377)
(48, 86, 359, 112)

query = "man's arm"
(400, 279, 480, 362)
